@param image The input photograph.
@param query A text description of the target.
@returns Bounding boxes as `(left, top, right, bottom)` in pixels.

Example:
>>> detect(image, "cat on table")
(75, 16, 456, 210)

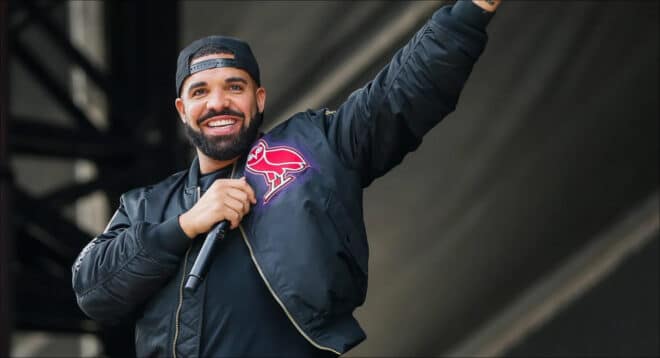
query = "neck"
(197, 149, 238, 174)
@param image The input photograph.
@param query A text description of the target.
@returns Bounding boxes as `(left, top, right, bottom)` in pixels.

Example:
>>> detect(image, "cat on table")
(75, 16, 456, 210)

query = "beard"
(184, 109, 263, 161)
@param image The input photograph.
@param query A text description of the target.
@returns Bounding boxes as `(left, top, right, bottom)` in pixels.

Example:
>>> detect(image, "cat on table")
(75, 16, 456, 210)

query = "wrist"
(472, 0, 501, 13)
(178, 212, 198, 239)
(451, 0, 495, 30)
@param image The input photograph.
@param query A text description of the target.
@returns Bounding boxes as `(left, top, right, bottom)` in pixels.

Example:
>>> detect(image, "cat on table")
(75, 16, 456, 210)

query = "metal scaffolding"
(6, 0, 183, 355)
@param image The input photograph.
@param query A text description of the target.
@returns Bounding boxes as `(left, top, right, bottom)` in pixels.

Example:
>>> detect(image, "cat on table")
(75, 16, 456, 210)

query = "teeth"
(208, 119, 236, 127)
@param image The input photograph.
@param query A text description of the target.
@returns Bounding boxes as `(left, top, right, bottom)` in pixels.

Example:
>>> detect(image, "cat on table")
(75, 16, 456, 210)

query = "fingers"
(203, 177, 257, 229)
(209, 177, 256, 204)
(240, 177, 257, 205)
(223, 196, 246, 229)
(225, 188, 250, 214)
(221, 202, 241, 229)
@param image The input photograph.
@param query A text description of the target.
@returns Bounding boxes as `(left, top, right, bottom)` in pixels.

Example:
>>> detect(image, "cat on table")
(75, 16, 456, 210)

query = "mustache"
(197, 108, 245, 126)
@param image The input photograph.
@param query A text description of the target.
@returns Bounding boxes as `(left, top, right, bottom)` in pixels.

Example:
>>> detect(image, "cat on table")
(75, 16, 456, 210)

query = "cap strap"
(189, 58, 240, 74)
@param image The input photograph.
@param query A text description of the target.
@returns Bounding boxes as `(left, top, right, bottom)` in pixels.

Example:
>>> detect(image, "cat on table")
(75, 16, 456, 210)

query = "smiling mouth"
(206, 118, 237, 128)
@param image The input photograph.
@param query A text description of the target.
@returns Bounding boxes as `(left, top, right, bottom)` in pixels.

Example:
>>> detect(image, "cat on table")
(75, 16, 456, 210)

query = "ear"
(256, 87, 267, 113)
(175, 98, 187, 124)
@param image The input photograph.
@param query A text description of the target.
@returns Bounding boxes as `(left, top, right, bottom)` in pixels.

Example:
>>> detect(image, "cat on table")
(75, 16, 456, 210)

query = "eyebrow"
(226, 77, 248, 85)
(187, 81, 207, 95)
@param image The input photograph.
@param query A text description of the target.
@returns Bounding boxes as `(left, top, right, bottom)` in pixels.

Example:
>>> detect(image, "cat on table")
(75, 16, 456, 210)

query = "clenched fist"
(179, 177, 257, 238)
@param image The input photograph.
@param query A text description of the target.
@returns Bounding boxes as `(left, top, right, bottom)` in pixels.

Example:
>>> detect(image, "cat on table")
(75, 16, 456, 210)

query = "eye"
(191, 88, 207, 97)
(229, 84, 244, 92)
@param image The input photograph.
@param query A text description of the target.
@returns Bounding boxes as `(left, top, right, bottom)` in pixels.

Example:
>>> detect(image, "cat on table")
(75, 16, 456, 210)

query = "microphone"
(184, 220, 229, 292)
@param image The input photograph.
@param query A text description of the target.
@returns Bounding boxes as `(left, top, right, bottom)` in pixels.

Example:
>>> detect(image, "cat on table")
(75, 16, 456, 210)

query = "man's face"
(175, 53, 266, 161)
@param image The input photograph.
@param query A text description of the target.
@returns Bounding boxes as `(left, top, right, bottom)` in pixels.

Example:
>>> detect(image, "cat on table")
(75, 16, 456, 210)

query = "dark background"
(1, 1, 657, 356)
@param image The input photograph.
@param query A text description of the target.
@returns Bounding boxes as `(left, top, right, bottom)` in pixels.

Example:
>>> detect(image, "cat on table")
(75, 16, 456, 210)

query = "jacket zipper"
(172, 186, 200, 358)
(172, 245, 191, 358)
(238, 225, 341, 356)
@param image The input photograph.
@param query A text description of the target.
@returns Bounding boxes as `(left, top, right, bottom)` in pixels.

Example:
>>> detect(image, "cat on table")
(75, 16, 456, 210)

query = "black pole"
(1, 0, 13, 355)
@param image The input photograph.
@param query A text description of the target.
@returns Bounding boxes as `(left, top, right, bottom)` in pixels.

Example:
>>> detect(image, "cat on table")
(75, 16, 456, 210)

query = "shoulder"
(267, 108, 336, 135)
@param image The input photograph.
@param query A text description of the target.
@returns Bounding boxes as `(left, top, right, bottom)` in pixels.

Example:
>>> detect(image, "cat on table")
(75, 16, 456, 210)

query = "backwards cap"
(175, 35, 260, 96)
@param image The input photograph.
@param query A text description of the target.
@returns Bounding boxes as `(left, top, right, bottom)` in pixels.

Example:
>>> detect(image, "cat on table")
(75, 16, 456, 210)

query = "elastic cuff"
(143, 216, 191, 259)
(451, 0, 494, 30)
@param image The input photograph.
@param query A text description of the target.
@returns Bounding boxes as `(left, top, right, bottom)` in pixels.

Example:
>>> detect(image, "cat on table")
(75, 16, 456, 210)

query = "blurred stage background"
(1, 0, 658, 356)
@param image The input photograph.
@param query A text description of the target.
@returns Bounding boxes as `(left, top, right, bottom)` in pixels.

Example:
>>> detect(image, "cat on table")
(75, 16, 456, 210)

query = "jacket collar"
(183, 156, 200, 209)
(184, 154, 248, 190)
(185, 156, 201, 191)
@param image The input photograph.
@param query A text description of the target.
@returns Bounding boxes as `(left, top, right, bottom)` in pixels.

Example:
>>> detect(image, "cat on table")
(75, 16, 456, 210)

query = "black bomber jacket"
(72, 2, 492, 356)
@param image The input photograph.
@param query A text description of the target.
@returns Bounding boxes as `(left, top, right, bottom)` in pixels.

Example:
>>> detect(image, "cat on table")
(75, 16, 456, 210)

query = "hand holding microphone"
(179, 177, 256, 292)
(179, 177, 256, 237)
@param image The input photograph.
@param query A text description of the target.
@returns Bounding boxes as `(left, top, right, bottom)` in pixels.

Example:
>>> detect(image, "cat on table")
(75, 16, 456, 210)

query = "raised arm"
(71, 190, 190, 323)
(323, 0, 500, 186)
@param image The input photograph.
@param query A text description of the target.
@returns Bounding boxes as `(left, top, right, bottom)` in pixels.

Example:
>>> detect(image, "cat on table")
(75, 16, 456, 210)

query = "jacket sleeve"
(71, 191, 190, 323)
(323, 1, 493, 186)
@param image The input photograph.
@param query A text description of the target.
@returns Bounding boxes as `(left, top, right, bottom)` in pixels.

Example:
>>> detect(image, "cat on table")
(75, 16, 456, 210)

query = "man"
(72, 0, 501, 356)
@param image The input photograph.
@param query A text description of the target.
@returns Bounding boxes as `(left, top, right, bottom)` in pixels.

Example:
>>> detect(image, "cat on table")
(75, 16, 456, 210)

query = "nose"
(206, 88, 229, 111)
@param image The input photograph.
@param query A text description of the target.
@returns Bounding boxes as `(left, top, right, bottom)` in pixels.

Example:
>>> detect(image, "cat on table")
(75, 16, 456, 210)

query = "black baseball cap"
(175, 35, 261, 96)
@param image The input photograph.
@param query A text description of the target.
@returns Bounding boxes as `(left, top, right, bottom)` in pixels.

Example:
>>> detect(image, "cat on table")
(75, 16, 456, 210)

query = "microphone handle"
(184, 220, 229, 292)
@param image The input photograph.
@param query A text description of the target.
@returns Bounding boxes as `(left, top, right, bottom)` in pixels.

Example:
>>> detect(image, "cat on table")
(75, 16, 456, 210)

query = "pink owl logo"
(246, 140, 309, 203)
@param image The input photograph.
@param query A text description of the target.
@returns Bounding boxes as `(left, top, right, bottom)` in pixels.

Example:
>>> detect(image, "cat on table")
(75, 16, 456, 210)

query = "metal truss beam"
(39, 172, 134, 208)
(9, 38, 99, 134)
(13, 188, 93, 255)
(9, 118, 135, 160)
(19, 0, 112, 95)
